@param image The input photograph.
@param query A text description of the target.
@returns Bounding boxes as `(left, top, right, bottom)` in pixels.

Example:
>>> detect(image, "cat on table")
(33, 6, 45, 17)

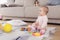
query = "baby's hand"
(32, 22, 39, 28)
(35, 22, 39, 26)
(28, 25, 31, 27)
(28, 25, 35, 31)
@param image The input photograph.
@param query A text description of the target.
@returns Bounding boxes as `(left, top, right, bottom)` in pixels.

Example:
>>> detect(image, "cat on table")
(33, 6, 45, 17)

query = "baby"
(29, 6, 49, 34)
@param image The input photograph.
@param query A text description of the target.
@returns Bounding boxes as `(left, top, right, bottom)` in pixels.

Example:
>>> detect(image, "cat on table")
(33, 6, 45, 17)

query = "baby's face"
(39, 7, 46, 16)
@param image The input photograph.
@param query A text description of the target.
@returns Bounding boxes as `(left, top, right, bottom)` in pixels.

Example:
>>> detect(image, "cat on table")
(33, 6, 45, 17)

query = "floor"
(49, 24, 60, 40)
(27, 22, 60, 40)
(0, 20, 60, 40)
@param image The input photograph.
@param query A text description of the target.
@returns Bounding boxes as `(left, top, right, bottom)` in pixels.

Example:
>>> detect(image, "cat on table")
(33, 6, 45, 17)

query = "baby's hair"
(41, 6, 49, 14)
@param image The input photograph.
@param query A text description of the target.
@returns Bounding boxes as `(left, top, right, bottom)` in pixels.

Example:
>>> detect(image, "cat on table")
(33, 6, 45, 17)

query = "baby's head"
(39, 6, 49, 16)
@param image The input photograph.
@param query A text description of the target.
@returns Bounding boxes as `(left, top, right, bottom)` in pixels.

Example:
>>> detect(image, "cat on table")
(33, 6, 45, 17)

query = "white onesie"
(30, 15, 48, 31)
(36, 15, 48, 28)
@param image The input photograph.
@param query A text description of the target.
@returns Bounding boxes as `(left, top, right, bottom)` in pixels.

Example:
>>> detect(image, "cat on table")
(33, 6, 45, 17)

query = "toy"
(32, 32, 41, 36)
(27, 27, 31, 32)
(21, 28, 26, 31)
(0, 23, 2, 30)
(29, 32, 32, 35)
(20, 27, 31, 32)
(0, 14, 3, 20)
(42, 37, 46, 40)
(3, 23, 12, 33)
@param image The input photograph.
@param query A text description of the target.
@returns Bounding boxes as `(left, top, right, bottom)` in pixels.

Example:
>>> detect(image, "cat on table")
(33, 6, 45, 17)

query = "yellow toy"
(0, 23, 2, 30)
(32, 32, 41, 36)
(3, 23, 12, 33)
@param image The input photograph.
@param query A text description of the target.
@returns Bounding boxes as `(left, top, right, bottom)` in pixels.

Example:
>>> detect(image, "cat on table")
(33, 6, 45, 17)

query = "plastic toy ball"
(3, 23, 12, 33)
